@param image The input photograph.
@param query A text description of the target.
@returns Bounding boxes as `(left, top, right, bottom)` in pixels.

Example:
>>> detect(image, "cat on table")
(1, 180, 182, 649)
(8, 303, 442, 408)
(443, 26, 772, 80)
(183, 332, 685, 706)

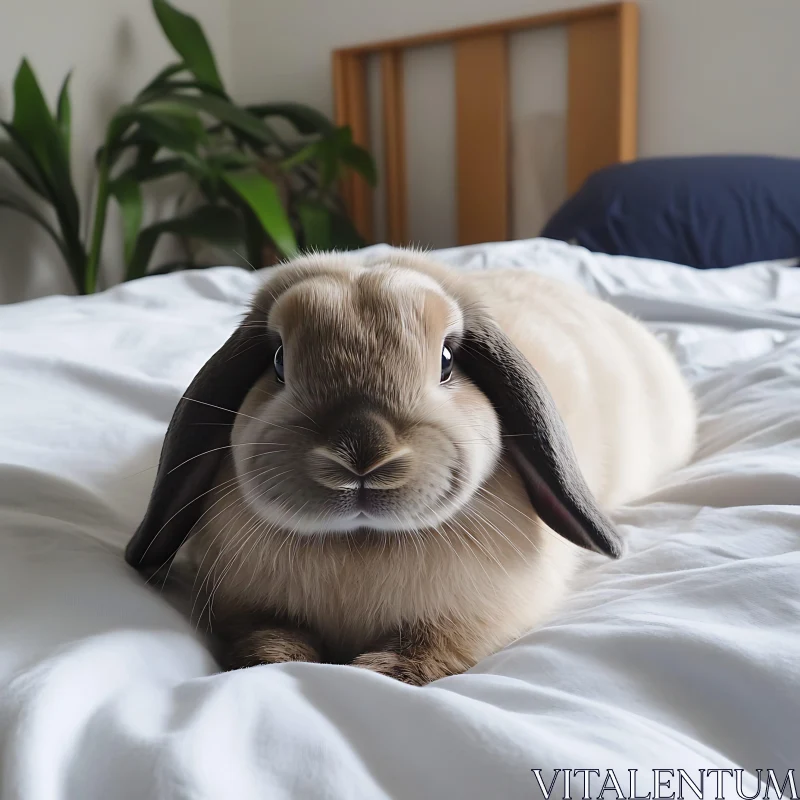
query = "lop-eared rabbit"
(127, 251, 695, 684)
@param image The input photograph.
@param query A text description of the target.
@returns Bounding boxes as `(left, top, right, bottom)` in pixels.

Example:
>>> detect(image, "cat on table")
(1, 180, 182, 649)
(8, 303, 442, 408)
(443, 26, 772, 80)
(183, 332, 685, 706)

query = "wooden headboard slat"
(566, 4, 639, 194)
(333, 51, 373, 241)
(380, 51, 408, 246)
(331, 52, 352, 212)
(455, 33, 509, 246)
(618, 2, 640, 162)
(567, 13, 622, 195)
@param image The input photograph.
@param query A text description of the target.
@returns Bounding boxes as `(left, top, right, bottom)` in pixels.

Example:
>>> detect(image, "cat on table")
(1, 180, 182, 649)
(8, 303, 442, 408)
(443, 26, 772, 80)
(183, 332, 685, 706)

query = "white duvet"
(0, 239, 798, 800)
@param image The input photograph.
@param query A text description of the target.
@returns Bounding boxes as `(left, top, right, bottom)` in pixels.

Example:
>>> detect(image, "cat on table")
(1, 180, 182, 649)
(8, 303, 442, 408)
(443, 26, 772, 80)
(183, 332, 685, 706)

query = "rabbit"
(126, 249, 696, 685)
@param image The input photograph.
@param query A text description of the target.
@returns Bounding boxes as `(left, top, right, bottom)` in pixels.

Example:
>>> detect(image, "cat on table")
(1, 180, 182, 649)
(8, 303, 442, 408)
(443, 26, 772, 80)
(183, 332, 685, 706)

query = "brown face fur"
(231, 262, 502, 538)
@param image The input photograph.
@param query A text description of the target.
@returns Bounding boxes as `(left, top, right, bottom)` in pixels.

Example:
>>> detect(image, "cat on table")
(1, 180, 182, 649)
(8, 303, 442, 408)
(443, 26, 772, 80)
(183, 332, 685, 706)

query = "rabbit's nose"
(308, 411, 413, 491)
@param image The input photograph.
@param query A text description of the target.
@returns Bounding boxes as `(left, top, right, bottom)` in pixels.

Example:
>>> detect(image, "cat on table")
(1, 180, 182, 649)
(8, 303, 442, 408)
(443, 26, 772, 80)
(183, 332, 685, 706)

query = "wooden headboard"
(332, 1, 639, 247)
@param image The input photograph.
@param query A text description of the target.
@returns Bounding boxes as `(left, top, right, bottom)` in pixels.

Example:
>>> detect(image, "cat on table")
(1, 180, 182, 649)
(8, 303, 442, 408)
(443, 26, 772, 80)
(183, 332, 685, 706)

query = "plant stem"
(84, 146, 111, 294)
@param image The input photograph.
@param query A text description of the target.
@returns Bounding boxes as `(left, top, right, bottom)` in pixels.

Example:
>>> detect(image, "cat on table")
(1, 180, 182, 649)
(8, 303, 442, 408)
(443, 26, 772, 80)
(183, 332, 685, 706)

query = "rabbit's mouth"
(261, 475, 468, 535)
(233, 438, 483, 537)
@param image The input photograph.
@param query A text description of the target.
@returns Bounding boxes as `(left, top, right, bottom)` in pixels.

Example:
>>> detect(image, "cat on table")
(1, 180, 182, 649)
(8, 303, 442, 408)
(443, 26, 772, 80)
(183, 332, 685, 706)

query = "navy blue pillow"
(541, 156, 800, 268)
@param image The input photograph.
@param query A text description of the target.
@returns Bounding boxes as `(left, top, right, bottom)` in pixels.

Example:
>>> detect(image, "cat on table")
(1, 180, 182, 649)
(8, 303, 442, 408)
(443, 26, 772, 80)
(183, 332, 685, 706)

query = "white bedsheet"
(0, 239, 798, 799)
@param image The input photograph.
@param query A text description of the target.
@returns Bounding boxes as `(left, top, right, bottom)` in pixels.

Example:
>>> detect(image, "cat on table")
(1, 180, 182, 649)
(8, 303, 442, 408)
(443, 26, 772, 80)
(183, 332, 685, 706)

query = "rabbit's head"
(126, 252, 621, 571)
(228, 260, 499, 536)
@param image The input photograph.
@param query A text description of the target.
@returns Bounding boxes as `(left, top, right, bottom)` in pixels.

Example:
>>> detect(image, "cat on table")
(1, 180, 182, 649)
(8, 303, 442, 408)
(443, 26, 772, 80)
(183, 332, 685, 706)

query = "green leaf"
(11, 60, 80, 231)
(342, 142, 377, 187)
(135, 99, 210, 122)
(281, 126, 364, 189)
(296, 200, 332, 251)
(114, 94, 280, 156)
(12, 60, 58, 176)
(246, 102, 336, 136)
(133, 139, 161, 173)
(137, 62, 188, 99)
(223, 170, 297, 257)
(0, 190, 69, 262)
(0, 189, 86, 291)
(206, 150, 254, 171)
(139, 78, 228, 101)
(241, 209, 266, 268)
(315, 138, 341, 188)
(103, 101, 205, 165)
(56, 71, 72, 162)
(336, 125, 353, 145)
(0, 136, 49, 197)
(109, 176, 143, 265)
(165, 94, 280, 147)
(329, 211, 366, 251)
(280, 142, 317, 171)
(137, 114, 205, 154)
(118, 156, 186, 184)
(115, 148, 246, 189)
(127, 204, 244, 280)
(152, 0, 223, 91)
(111, 102, 209, 167)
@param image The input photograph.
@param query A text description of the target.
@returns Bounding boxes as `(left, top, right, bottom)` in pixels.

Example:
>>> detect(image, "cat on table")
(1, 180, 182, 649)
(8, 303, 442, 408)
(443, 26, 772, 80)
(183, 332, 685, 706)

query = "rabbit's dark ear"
(125, 309, 273, 572)
(457, 311, 623, 558)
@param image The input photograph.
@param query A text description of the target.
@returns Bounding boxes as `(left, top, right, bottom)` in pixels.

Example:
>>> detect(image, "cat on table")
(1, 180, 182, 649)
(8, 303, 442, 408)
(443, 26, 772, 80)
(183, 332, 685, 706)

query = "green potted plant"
(0, 0, 376, 295)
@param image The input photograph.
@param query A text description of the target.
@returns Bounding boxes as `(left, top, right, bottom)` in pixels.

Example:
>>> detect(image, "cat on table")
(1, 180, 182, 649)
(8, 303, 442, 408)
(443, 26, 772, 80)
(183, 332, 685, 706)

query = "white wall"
(0, 0, 230, 303)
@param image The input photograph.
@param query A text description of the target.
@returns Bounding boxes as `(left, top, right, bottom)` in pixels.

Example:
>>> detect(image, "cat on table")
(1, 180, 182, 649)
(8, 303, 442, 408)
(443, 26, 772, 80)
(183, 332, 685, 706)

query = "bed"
(0, 237, 799, 798)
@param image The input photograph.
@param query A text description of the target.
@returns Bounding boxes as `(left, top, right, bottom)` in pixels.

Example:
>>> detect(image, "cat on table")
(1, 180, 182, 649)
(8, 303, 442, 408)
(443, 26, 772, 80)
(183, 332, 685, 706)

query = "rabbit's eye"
(274, 345, 285, 384)
(440, 343, 453, 384)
